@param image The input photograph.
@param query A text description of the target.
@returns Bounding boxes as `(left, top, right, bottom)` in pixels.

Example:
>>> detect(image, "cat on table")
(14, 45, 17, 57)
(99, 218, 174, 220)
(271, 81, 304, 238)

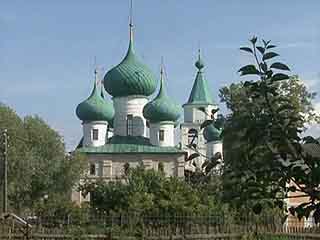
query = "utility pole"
(2, 129, 8, 213)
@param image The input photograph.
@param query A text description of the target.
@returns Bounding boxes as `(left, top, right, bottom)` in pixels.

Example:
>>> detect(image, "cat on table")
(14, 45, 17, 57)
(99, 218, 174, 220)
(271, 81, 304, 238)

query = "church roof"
(77, 136, 185, 154)
(143, 65, 182, 123)
(76, 75, 114, 123)
(103, 19, 157, 97)
(185, 51, 214, 105)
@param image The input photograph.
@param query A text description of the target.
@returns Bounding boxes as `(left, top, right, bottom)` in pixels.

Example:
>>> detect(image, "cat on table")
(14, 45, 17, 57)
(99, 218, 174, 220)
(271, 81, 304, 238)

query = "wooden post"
(2, 129, 8, 214)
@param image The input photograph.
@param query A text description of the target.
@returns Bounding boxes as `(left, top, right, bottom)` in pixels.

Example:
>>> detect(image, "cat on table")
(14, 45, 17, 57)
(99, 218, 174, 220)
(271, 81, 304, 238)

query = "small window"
(188, 128, 198, 145)
(127, 114, 133, 136)
(123, 162, 130, 176)
(92, 129, 99, 140)
(89, 164, 96, 175)
(158, 162, 164, 173)
(159, 130, 165, 141)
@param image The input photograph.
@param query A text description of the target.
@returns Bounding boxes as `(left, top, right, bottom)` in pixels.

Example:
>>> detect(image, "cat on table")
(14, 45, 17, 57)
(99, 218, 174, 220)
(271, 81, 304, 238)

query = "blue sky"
(1, 0, 320, 149)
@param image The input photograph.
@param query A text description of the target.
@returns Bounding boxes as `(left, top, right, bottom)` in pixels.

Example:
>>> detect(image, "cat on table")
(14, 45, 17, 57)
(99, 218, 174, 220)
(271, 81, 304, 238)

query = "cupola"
(143, 65, 182, 123)
(186, 50, 214, 105)
(76, 71, 114, 124)
(103, 11, 157, 97)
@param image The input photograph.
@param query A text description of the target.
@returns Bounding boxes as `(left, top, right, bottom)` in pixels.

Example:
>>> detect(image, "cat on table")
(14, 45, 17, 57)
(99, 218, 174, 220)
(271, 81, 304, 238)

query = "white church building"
(72, 7, 223, 203)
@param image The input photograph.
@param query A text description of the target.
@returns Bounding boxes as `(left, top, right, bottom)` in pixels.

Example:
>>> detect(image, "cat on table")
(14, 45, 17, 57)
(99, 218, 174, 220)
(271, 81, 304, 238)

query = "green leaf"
(211, 108, 219, 116)
(186, 153, 200, 162)
(262, 52, 279, 61)
(250, 36, 257, 44)
(238, 65, 260, 76)
(303, 136, 319, 144)
(240, 47, 253, 53)
(271, 73, 289, 81)
(200, 120, 214, 129)
(266, 45, 276, 49)
(256, 46, 265, 55)
(266, 70, 273, 78)
(262, 39, 267, 46)
(270, 62, 290, 71)
(211, 152, 222, 161)
(260, 62, 268, 72)
(205, 161, 219, 174)
(263, 39, 271, 46)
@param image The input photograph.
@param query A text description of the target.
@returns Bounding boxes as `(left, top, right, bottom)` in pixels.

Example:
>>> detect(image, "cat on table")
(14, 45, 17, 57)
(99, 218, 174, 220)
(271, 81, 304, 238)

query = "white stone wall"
(82, 153, 185, 180)
(206, 141, 223, 160)
(183, 104, 218, 123)
(72, 152, 185, 205)
(150, 122, 175, 147)
(83, 121, 108, 147)
(113, 96, 148, 137)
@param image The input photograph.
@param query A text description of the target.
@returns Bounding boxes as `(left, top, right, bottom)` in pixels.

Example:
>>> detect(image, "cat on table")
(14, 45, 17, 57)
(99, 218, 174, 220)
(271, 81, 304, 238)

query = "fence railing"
(1, 214, 319, 240)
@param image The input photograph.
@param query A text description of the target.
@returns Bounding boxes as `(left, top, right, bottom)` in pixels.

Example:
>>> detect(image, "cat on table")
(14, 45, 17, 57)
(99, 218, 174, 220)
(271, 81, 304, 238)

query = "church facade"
(72, 11, 223, 203)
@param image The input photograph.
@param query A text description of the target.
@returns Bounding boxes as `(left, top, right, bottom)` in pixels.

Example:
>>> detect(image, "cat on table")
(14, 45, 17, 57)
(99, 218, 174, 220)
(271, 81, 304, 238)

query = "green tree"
(220, 37, 320, 221)
(82, 165, 227, 217)
(0, 104, 87, 214)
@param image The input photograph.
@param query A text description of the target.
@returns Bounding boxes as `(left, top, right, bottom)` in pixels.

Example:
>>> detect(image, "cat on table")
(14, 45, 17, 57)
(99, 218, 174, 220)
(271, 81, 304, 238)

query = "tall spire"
(129, 0, 134, 44)
(94, 67, 99, 85)
(158, 57, 166, 97)
(186, 49, 213, 105)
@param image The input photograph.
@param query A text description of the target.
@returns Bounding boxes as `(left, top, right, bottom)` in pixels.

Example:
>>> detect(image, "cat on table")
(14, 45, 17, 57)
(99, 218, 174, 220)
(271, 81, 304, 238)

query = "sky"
(1, 0, 320, 150)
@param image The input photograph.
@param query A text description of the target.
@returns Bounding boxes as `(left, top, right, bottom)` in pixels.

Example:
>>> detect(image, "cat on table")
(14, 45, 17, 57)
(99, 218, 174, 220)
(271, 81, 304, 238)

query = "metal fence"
(1, 214, 319, 240)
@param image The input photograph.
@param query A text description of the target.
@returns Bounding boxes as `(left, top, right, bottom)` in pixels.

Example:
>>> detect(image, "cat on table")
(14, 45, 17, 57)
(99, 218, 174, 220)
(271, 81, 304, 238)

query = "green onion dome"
(76, 81, 114, 123)
(203, 124, 222, 142)
(143, 68, 182, 123)
(104, 29, 157, 97)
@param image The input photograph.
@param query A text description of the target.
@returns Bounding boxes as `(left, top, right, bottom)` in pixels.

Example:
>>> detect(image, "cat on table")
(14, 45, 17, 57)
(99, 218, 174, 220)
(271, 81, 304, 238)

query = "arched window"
(92, 129, 99, 140)
(159, 129, 165, 141)
(89, 163, 96, 175)
(127, 114, 133, 136)
(188, 128, 198, 145)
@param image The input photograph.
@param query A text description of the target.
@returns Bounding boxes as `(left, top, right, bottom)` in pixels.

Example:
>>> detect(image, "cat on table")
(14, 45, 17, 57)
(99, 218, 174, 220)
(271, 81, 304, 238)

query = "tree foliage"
(220, 37, 320, 220)
(81, 165, 229, 217)
(0, 103, 87, 214)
